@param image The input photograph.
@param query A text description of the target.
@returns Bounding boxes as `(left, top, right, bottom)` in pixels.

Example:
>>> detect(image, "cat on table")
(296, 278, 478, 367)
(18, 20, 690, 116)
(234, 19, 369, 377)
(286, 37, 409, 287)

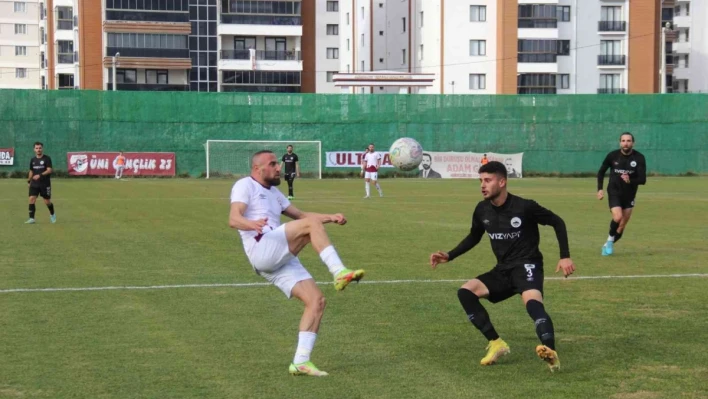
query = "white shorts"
(246, 224, 312, 298)
(364, 171, 378, 180)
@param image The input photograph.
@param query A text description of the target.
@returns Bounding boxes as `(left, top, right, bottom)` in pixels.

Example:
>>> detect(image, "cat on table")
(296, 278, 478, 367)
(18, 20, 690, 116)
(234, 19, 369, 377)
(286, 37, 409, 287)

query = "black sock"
(287, 180, 294, 196)
(29, 204, 36, 219)
(526, 300, 555, 350)
(47, 203, 55, 215)
(614, 231, 623, 243)
(457, 288, 500, 341)
(609, 220, 619, 239)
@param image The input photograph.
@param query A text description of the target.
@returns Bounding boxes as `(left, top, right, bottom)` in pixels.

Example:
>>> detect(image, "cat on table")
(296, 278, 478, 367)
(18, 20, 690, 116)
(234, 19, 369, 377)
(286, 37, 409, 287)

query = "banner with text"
(420, 152, 523, 179)
(67, 152, 176, 176)
(325, 151, 394, 168)
(0, 148, 14, 166)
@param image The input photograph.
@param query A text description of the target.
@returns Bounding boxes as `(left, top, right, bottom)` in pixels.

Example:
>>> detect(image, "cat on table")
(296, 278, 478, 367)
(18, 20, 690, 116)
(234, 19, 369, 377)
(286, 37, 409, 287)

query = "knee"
(308, 295, 326, 314)
(460, 280, 488, 298)
(612, 215, 622, 223)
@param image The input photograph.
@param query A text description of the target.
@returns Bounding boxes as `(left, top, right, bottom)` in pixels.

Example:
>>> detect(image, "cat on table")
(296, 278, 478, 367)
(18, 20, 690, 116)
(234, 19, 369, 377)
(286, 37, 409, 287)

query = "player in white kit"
(229, 150, 365, 377)
(361, 143, 384, 198)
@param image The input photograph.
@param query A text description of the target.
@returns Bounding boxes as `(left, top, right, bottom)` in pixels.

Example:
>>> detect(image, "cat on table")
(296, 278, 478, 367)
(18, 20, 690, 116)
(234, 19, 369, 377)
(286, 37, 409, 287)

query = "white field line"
(0, 273, 706, 294)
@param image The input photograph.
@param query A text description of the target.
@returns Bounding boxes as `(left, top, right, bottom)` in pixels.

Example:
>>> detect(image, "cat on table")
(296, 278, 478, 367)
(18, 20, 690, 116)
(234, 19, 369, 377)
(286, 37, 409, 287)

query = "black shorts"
(476, 263, 544, 304)
(29, 185, 51, 199)
(608, 190, 635, 209)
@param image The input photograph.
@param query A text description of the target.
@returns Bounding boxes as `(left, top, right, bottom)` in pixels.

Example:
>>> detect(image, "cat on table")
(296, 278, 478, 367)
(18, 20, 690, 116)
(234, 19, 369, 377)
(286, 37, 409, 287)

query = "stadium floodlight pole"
(112, 53, 120, 92)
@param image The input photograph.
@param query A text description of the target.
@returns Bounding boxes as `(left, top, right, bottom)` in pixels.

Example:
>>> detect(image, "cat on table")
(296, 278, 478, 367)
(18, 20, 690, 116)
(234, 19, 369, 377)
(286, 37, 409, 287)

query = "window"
(14, 2, 26, 12)
(379, 30, 383, 36)
(686, 3, 690, 16)
(470, 5, 486, 22)
(361, 33, 364, 46)
(402, 17, 406, 32)
(379, 3, 383, 7)
(558, 74, 569, 89)
(346, 38, 349, 50)
(57, 6, 72, 30)
(326, 48, 339, 59)
(557, 6, 570, 22)
(379, 58, 383, 63)
(107, 33, 188, 48)
(469, 40, 486, 56)
(402, 49, 406, 64)
(14, 24, 27, 34)
(327, 24, 339, 35)
(16, 68, 27, 78)
(15, 46, 27, 56)
(326, 71, 336, 82)
(146, 69, 169, 84)
(361, 6, 364, 19)
(346, 12, 349, 25)
(517, 74, 557, 94)
(674, 5, 680, 16)
(420, 11, 423, 27)
(346, 64, 350, 73)
(517, 39, 569, 62)
(685, 28, 690, 42)
(326, 1, 338, 12)
(600, 40, 621, 55)
(601, 6, 622, 21)
(600, 74, 620, 89)
(419, 44, 423, 60)
(685, 54, 689, 68)
(469, 74, 486, 90)
(361, 60, 364, 71)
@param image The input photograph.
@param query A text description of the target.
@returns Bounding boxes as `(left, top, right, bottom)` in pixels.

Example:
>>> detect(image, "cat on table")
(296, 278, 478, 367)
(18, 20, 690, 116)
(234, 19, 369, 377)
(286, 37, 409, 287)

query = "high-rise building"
(339, 0, 664, 95)
(668, 0, 707, 93)
(0, 0, 42, 89)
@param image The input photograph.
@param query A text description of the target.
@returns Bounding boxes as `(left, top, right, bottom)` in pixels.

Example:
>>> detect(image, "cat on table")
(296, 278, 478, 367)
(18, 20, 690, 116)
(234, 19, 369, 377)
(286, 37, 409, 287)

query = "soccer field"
(0, 177, 707, 399)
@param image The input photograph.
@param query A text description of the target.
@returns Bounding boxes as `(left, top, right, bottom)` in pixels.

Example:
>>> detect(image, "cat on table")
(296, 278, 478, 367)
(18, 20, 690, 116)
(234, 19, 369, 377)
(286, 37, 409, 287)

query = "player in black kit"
(281, 145, 300, 200)
(597, 132, 646, 256)
(429, 161, 575, 372)
(26, 142, 56, 224)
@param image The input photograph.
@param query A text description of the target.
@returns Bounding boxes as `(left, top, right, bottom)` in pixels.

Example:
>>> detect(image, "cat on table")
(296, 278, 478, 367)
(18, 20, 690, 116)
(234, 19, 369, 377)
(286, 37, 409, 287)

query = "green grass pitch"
(0, 177, 707, 399)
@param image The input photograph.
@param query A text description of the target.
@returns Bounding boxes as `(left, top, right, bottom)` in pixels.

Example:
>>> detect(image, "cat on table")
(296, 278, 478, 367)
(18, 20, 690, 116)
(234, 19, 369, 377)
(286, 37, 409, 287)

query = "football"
(389, 137, 424, 171)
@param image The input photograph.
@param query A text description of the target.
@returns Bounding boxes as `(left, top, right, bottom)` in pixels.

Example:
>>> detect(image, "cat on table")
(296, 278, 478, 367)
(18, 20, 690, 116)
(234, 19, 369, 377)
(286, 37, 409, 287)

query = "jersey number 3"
(524, 264, 536, 278)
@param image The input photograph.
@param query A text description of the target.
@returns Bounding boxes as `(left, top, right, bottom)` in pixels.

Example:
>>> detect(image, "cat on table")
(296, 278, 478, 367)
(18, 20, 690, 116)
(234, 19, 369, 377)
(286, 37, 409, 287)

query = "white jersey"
(230, 177, 291, 255)
(364, 152, 382, 172)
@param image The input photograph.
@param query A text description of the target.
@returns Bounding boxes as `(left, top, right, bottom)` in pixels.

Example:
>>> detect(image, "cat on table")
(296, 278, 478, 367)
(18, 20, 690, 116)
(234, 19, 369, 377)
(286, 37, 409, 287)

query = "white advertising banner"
(325, 150, 523, 178)
(419, 152, 523, 179)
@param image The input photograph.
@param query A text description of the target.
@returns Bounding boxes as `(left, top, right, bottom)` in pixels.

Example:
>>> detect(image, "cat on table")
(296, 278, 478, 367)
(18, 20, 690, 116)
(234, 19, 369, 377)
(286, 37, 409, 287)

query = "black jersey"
(29, 155, 52, 187)
(447, 193, 570, 270)
(282, 153, 298, 174)
(597, 149, 647, 195)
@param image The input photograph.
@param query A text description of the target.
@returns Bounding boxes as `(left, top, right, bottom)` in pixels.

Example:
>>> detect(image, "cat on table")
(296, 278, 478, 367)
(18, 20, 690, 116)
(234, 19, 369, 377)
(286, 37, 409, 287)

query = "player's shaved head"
(251, 150, 274, 167)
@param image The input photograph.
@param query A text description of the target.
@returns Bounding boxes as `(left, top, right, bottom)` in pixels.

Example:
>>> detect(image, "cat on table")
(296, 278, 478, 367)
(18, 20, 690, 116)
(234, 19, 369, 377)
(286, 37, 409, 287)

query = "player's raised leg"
(458, 278, 510, 366)
(284, 217, 364, 291)
(288, 279, 329, 376)
(522, 290, 560, 372)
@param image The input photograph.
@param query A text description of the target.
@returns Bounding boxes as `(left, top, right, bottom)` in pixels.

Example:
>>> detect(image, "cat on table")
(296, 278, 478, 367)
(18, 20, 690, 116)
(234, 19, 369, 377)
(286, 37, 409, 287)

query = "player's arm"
(430, 211, 485, 268)
(528, 201, 575, 277)
(295, 156, 300, 177)
(282, 204, 346, 225)
(631, 154, 647, 185)
(376, 154, 381, 170)
(228, 201, 268, 233)
(596, 153, 611, 192)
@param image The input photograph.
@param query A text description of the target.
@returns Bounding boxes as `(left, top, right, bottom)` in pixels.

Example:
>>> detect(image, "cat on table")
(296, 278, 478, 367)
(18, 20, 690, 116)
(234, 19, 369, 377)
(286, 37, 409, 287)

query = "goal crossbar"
(205, 140, 322, 179)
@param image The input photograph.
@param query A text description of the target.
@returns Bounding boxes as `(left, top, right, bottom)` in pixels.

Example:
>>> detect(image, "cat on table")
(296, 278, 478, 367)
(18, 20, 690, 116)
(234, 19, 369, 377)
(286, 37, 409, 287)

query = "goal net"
(205, 140, 322, 179)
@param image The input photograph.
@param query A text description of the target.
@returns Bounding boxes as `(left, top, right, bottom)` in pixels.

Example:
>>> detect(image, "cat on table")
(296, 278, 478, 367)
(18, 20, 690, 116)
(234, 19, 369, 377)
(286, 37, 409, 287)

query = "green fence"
(1, 90, 706, 176)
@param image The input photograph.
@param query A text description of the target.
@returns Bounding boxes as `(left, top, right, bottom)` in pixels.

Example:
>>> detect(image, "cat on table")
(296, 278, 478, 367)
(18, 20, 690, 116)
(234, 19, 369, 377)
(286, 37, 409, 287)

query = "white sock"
(319, 245, 345, 276)
(375, 183, 383, 195)
(607, 235, 615, 242)
(365, 182, 370, 196)
(293, 331, 317, 364)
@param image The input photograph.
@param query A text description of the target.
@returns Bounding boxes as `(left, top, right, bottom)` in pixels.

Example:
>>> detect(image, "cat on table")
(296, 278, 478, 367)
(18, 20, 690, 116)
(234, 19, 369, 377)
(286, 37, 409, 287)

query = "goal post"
(205, 140, 322, 179)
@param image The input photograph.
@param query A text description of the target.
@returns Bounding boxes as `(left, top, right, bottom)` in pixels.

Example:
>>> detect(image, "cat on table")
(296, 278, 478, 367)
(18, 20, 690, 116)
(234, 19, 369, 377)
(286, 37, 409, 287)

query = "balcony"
(221, 85, 301, 93)
(598, 55, 626, 66)
(106, 47, 190, 59)
(517, 87, 557, 95)
(58, 53, 73, 64)
(106, 83, 190, 91)
(57, 20, 72, 30)
(598, 21, 626, 32)
(221, 49, 302, 61)
(221, 14, 301, 25)
(597, 88, 626, 94)
(518, 19, 557, 29)
(105, 10, 189, 23)
(518, 54, 557, 63)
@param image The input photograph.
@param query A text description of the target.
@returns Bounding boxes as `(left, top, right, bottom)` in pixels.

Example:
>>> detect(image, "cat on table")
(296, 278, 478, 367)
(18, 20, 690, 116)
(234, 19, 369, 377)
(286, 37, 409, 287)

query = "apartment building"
(339, 0, 663, 95)
(667, 0, 707, 93)
(0, 0, 42, 89)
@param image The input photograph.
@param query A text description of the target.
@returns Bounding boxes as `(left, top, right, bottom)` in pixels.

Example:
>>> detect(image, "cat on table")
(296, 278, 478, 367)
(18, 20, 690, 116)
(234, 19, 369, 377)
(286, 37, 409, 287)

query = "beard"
(422, 164, 431, 170)
(266, 177, 281, 186)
